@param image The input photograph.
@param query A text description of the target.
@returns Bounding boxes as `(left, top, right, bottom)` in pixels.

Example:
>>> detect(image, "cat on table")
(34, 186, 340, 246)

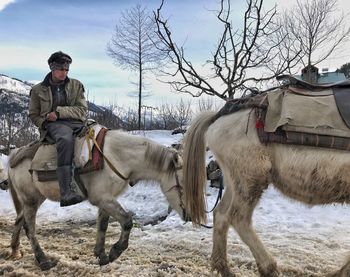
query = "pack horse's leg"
(229, 180, 279, 277)
(211, 185, 235, 277)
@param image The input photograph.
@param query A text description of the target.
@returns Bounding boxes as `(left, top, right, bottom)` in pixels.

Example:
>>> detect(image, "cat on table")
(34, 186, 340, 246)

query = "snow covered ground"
(0, 130, 350, 276)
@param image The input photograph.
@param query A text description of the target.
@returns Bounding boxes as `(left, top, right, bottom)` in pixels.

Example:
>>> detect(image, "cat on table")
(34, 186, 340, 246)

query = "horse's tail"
(7, 149, 23, 215)
(183, 111, 217, 225)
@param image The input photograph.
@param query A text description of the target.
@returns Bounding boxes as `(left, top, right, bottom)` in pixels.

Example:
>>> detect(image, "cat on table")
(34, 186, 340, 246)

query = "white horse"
(8, 130, 188, 270)
(182, 108, 350, 277)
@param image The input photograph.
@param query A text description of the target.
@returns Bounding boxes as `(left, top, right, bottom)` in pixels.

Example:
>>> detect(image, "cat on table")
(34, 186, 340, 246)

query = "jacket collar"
(42, 72, 70, 87)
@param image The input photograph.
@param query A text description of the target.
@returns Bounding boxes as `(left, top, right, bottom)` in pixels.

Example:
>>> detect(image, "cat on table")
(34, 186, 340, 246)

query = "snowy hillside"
(0, 74, 33, 95)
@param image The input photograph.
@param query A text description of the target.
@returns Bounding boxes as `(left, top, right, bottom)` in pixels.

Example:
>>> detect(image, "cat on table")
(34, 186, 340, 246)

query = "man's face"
(51, 67, 69, 82)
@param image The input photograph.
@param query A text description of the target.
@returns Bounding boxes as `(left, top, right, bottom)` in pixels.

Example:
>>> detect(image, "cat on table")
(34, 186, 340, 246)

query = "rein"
(86, 128, 129, 181)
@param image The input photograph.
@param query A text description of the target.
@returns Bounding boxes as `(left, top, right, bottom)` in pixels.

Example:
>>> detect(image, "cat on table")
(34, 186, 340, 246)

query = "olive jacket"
(29, 73, 87, 140)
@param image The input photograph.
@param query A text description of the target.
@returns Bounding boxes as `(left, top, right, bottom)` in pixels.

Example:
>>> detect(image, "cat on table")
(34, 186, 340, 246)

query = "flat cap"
(48, 51, 72, 65)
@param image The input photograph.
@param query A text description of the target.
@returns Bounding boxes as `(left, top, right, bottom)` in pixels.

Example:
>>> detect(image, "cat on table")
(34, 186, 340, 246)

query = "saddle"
(217, 75, 350, 151)
(10, 124, 109, 182)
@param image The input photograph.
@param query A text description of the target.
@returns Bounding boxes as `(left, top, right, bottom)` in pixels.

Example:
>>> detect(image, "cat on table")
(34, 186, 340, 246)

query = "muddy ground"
(0, 216, 348, 277)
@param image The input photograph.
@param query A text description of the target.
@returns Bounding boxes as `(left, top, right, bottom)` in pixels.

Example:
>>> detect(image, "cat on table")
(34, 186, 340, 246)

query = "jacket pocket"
(38, 96, 51, 115)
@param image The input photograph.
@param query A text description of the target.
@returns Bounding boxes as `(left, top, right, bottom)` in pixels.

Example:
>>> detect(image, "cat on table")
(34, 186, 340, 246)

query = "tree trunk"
(138, 66, 142, 130)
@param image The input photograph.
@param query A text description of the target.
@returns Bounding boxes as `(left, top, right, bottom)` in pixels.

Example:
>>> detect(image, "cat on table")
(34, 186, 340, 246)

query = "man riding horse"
(28, 51, 87, 206)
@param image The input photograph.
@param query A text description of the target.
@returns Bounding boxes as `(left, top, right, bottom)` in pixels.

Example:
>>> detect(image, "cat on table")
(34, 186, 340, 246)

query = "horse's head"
(0, 156, 9, 190)
(159, 149, 191, 222)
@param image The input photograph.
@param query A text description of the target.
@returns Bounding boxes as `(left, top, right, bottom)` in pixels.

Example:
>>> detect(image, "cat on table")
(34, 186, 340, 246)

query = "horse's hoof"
(220, 270, 236, 277)
(258, 262, 281, 277)
(11, 249, 23, 260)
(99, 254, 110, 266)
(259, 269, 281, 277)
(109, 242, 127, 262)
(39, 260, 57, 271)
(109, 248, 123, 262)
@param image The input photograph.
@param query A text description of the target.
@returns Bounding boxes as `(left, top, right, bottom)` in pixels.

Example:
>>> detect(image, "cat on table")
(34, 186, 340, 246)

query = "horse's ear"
(172, 152, 182, 170)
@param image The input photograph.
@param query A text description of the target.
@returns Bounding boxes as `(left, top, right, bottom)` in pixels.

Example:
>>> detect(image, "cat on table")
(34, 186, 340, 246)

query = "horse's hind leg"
(97, 199, 133, 263)
(22, 203, 57, 270)
(10, 210, 24, 259)
(210, 184, 236, 277)
(9, 178, 24, 259)
(94, 208, 110, 265)
(230, 180, 279, 277)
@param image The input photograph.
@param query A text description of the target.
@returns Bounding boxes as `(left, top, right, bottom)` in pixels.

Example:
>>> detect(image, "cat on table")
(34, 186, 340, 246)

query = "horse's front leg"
(94, 208, 110, 265)
(23, 204, 57, 270)
(98, 199, 133, 263)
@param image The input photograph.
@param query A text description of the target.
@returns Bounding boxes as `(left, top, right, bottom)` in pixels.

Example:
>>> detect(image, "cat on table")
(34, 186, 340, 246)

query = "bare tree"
(0, 89, 37, 153)
(155, 0, 300, 99)
(174, 99, 192, 130)
(336, 62, 350, 78)
(107, 4, 167, 130)
(198, 98, 214, 112)
(158, 103, 177, 130)
(158, 100, 192, 130)
(281, 0, 350, 81)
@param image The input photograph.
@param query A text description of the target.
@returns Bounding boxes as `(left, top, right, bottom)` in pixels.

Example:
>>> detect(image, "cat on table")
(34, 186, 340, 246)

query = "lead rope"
(205, 175, 224, 213)
(86, 128, 128, 181)
(201, 176, 224, 229)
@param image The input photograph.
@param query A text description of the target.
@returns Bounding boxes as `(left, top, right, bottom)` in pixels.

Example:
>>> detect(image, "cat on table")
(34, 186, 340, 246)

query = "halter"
(164, 167, 188, 221)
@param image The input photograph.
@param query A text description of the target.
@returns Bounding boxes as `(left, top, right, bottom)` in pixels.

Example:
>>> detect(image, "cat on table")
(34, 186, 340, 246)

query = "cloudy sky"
(1, 0, 350, 107)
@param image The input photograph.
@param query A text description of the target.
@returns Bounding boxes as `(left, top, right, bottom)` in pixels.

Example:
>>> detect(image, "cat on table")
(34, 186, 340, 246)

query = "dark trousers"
(45, 120, 84, 167)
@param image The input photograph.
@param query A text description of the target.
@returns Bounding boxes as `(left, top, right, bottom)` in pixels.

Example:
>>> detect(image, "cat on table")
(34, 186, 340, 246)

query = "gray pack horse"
(183, 109, 350, 277)
(8, 129, 188, 270)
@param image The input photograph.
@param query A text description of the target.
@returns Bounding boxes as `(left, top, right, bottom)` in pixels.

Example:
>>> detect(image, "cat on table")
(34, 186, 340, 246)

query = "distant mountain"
(0, 74, 33, 95)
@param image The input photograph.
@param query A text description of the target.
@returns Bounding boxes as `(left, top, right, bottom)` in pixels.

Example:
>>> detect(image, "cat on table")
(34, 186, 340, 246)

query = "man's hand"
(46, 111, 58, 121)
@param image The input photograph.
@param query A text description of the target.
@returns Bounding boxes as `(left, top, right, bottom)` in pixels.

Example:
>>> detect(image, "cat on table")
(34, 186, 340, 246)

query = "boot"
(56, 165, 84, 207)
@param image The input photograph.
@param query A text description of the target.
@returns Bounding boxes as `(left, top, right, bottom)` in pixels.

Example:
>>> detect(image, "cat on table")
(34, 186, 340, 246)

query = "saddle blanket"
(30, 124, 107, 172)
(265, 88, 350, 138)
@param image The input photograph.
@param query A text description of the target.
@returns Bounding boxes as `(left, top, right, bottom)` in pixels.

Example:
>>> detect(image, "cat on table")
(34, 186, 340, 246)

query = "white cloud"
(0, 0, 15, 12)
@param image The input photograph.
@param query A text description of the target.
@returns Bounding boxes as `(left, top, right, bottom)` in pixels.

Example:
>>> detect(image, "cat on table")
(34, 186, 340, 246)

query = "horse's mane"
(145, 142, 177, 174)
